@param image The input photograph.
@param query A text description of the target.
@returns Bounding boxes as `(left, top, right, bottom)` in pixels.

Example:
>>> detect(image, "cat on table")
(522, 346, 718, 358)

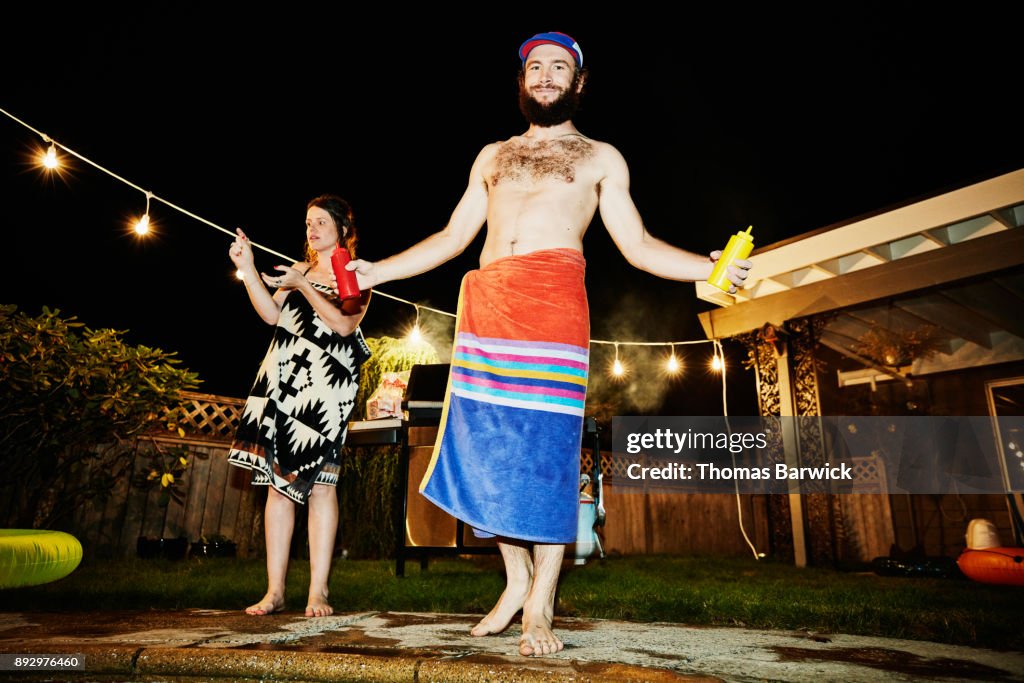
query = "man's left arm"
(597, 144, 749, 290)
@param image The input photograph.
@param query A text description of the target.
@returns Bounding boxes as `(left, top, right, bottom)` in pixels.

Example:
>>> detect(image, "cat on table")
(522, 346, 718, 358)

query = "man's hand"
(710, 251, 752, 294)
(345, 259, 379, 292)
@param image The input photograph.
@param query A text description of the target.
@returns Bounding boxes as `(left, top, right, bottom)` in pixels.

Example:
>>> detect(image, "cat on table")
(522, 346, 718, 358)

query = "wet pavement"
(0, 609, 1022, 682)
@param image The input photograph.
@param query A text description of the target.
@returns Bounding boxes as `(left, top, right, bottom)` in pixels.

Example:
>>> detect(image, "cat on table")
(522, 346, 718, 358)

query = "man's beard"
(518, 73, 583, 127)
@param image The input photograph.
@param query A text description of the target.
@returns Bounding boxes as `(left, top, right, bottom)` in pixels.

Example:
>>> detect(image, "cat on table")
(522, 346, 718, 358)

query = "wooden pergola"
(696, 169, 1024, 566)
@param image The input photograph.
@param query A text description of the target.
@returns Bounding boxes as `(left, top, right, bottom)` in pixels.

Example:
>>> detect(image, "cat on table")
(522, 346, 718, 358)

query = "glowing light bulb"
(42, 145, 58, 169)
(235, 269, 245, 280)
(666, 353, 680, 373)
(612, 358, 625, 377)
(711, 354, 723, 372)
(408, 324, 423, 344)
(134, 214, 150, 235)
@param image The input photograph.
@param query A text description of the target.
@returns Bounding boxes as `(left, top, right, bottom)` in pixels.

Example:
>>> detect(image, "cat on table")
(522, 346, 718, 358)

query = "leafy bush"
(0, 305, 199, 528)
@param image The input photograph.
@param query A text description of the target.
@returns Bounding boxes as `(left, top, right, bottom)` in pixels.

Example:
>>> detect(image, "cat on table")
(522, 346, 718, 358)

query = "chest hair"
(491, 136, 594, 185)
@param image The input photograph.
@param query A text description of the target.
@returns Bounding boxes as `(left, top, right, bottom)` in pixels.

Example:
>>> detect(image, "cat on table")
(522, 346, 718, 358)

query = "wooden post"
(776, 343, 809, 568)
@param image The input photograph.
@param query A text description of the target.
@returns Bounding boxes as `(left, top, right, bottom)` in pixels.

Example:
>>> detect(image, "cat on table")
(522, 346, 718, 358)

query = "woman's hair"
(304, 194, 358, 266)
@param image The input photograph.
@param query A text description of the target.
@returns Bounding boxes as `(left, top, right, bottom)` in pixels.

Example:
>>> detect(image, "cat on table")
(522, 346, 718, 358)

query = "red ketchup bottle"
(330, 245, 361, 300)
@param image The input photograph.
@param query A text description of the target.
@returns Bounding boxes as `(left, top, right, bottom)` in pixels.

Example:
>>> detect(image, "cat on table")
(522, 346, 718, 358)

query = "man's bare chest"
(489, 136, 595, 186)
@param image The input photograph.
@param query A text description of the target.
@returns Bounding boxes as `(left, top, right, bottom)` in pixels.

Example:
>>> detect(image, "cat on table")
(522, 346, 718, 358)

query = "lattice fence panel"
(163, 391, 244, 443)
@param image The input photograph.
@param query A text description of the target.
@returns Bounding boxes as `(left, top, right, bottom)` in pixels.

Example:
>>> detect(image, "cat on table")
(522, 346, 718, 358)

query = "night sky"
(4, 7, 1021, 415)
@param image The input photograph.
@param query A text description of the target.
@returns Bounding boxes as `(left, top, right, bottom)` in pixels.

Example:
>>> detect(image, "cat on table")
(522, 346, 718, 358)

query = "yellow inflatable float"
(0, 530, 83, 589)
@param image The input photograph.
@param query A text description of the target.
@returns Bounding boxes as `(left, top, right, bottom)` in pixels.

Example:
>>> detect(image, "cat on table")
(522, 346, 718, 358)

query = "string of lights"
(2, 106, 729, 377)
(4, 106, 755, 557)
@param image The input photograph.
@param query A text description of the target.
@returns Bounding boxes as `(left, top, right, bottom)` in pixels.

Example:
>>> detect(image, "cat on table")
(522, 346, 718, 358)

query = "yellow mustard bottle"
(707, 226, 754, 292)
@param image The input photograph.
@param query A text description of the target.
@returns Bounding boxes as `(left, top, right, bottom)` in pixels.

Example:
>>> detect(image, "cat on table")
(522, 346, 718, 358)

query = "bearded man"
(348, 31, 750, 656)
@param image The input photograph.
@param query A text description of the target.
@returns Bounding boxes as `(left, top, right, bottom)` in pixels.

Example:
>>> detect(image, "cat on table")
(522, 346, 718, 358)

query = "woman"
(227, 194, 371, 617)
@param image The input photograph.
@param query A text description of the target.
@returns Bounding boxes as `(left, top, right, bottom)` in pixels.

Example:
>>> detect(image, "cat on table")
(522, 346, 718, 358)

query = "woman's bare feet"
(245, 592, 285, 616)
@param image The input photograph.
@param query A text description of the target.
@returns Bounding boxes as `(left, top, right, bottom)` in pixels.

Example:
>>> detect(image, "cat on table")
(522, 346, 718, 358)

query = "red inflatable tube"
(957, 547, 1024, 586)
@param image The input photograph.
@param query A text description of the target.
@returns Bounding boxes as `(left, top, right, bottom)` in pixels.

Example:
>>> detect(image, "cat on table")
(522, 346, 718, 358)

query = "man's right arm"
(349, 146, 494, 289)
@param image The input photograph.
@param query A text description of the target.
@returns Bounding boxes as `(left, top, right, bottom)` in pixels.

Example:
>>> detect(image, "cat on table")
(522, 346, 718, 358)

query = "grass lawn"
(4, 554, 1022, 650)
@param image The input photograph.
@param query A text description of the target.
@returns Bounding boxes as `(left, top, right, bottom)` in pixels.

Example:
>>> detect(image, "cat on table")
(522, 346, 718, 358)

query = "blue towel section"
(418, 248, 590, 544)
(421, 394, 584, 543)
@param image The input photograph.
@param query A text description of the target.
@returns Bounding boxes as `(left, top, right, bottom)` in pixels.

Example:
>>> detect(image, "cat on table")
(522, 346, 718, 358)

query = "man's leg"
(246, 487, 293, 615)
(306, 483, 338, 617)
(519, 543, 564, 656)
(471, 540, 534, 636)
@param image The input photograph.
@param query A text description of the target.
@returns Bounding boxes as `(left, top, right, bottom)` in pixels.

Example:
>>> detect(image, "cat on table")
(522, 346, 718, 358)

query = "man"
(348, 31, 750, 657)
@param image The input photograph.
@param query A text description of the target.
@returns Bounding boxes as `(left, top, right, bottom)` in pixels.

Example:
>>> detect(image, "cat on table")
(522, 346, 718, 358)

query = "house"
(696, 169, 1024, 565)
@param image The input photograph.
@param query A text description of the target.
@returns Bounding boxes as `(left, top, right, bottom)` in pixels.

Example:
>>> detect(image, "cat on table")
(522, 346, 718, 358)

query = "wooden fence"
(581, 450, 894, 561)
(580, 450, 772, 557)
(69, 392, 896, 562)
(74, 391, 265, 559)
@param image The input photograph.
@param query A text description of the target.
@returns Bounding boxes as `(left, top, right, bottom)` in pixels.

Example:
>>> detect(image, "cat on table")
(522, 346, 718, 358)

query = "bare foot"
(473, 542, 534, 637)
(519, 610, 562, 657)
(470, 582, 530, 636)
(305, 588, 333, 617)
(245, 592, 285, 616)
